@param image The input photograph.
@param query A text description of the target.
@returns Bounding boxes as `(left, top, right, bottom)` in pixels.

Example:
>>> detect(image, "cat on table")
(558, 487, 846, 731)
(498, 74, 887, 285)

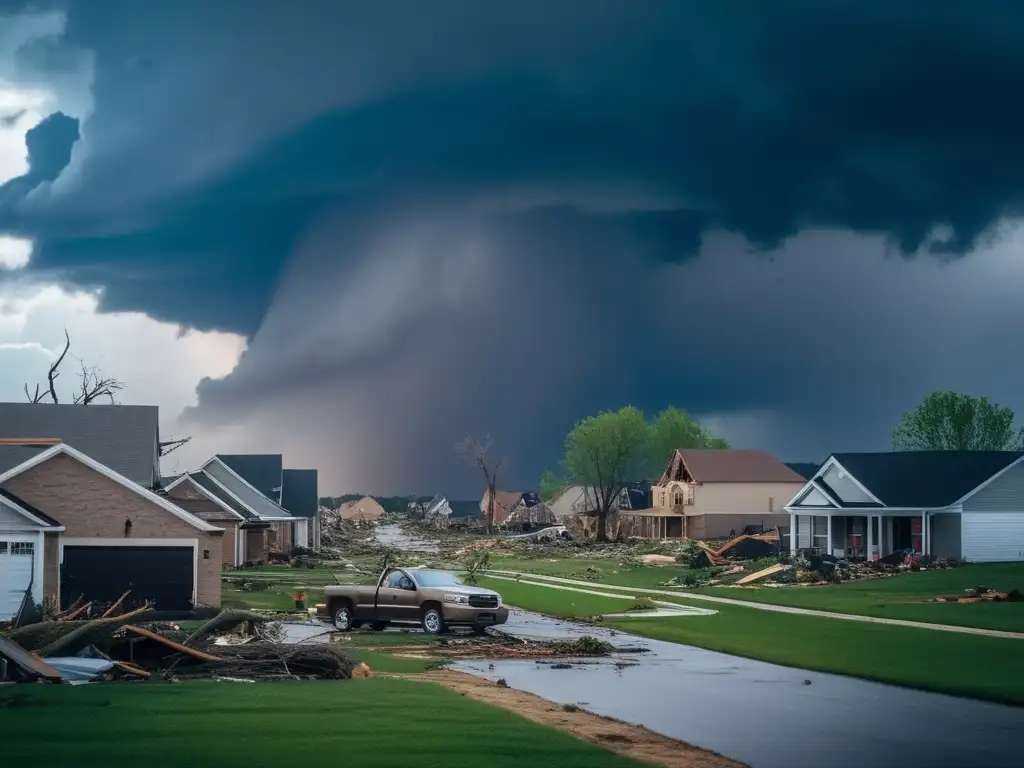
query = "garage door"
(961, 513, 1024, 563)
(61, 545, 194, 611)
(0, 535, 36, 621)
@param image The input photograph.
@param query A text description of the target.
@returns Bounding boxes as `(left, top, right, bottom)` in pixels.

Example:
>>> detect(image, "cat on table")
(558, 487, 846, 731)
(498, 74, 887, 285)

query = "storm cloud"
(3, 1, 1024, 494)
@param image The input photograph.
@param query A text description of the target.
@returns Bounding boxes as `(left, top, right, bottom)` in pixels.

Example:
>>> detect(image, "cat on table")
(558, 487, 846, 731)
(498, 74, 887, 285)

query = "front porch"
(789, 511, 958, 561)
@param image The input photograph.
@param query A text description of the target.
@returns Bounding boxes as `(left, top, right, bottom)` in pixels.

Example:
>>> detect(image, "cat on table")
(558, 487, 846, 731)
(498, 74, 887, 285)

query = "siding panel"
(930, 513, 962, 560)
(962, 462, 1024, 511)
(962, 513, 1024, 562)
(822, 466, 874, 504)
(795, 486, 832, 507)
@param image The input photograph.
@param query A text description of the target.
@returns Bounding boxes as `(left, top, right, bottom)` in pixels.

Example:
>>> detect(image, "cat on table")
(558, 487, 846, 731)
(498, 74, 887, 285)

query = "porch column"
(867, 514, 874, 561)
(789, 511, 797, 555)
(826, 513, 833, 557)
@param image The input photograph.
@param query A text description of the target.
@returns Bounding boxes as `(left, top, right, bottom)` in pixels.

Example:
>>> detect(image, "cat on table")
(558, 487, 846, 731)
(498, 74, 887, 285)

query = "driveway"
(452, 608, 1024, 768)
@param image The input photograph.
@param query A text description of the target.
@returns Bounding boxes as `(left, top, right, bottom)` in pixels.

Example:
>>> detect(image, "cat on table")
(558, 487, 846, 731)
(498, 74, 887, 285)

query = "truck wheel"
(333, 604, 354, 632)
(422, 607, 447, 635)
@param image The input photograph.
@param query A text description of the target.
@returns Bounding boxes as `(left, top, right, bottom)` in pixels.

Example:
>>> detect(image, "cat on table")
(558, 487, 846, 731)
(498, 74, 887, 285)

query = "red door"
(911, 517, 922, 553)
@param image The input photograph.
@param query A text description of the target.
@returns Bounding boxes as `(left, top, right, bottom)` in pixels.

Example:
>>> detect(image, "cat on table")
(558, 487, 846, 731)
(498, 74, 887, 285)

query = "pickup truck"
(324, 567, 509, 635)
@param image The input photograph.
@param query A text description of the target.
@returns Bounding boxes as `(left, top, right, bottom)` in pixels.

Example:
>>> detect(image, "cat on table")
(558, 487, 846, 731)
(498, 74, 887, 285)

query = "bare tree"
(457, 435, 503, 535)
(23, 330, 72, 404)
(72, 358, 125, 405)
(23, 331, 125, 406)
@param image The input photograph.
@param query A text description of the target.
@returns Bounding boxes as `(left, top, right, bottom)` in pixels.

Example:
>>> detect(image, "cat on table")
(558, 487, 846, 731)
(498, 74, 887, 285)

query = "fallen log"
(183, 609, 269, 647)
(28, 605, 154, 657)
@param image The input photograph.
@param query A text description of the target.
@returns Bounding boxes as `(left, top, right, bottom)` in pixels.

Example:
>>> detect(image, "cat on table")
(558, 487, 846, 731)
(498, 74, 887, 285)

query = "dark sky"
(2, 1, 1024, 496)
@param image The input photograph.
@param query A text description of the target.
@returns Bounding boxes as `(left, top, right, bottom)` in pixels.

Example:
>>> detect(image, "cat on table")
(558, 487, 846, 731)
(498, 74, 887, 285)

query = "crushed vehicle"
(324, 567, 508, 635)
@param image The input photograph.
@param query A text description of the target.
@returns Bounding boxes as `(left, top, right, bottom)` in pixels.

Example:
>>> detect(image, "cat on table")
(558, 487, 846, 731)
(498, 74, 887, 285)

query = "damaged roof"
(665, 449, 805, 484)
(830, 451, 1024, 508)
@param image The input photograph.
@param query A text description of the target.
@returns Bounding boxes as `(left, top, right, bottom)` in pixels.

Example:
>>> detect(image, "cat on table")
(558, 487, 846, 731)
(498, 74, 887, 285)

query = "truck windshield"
(410, 570, 463, 587)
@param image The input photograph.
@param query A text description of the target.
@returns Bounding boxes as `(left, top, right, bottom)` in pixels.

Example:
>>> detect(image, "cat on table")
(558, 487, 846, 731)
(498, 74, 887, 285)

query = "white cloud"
(0, 280, 247, 464)
(0, 235, 32, 268)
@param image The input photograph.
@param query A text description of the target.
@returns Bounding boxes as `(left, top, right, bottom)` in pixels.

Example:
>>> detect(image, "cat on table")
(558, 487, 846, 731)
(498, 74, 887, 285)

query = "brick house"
(0, 441, 223, 619)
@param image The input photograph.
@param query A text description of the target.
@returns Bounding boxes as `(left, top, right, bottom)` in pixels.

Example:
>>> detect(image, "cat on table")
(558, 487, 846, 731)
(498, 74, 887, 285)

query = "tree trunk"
(487, 490, 495, 535)
(596, 508, 608, 542)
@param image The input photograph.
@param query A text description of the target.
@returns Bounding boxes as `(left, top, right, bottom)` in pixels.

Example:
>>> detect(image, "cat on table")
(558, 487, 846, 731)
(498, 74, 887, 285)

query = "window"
(385, 570, 407, 589)
(0, 541, 7, 554)
(812, 516, 828, 553)
(673, 490, 684, 506)
(11, 542, 34, 556)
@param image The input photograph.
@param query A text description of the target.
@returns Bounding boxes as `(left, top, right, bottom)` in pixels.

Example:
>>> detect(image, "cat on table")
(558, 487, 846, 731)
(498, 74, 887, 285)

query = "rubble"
(930, 587, 1023, 603)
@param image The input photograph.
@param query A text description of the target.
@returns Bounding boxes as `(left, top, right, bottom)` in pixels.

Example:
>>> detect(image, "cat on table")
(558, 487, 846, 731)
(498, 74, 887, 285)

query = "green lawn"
(696, 563, 1024, 632)
(478, 577, 633, 617)
(0, 680, 641, 768)
(484, 576, 1024, 705)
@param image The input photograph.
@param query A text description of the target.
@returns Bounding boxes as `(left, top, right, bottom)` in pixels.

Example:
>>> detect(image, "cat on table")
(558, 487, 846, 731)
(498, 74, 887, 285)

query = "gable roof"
(169, 495, 240, 523)
(0, 487, 63, 528)
(830, 451, 1024, 508)
(217, 454, 283, 502)
(0, 443, 220, 532)
(281, 469, 318, 518)
(661, 449, 805, 484)
(785, 462, 821, 481)
(0, 402, 160, 487)
(201, 457, 294, 520)
(182, 471, 256, 520)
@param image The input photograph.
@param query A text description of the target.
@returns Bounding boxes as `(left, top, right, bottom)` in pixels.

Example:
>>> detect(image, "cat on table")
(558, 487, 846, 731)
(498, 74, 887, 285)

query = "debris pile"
(1, 606, 356, 686)
(930, 586, 1023, 604)
(688, 531, 780, 568)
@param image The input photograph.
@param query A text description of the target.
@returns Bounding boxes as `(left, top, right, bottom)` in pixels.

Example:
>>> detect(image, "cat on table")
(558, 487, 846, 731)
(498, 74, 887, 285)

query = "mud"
(410, 669, 745, 768)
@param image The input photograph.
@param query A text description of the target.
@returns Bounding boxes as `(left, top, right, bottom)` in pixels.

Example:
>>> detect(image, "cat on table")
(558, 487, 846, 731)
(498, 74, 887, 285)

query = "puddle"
(456, 610, 1024, 768)
(374, 524, 440, 553)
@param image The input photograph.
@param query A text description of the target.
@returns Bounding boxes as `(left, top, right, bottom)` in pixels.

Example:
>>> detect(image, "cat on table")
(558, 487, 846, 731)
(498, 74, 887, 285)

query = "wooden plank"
(735, 563, 791, 585)
(0, 636, 63, 682)
(122, 625, 223, 662)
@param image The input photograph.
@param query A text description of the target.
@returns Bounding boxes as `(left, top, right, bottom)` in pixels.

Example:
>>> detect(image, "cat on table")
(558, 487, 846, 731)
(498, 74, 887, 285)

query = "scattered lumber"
(122, 625, 223, 663)
(736, 563, 791, 585)
(184, 609, 269, 647)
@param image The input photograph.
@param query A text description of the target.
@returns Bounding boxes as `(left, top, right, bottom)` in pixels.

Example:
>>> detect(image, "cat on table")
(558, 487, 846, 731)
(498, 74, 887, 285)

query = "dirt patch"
(405, 669, 746, 768)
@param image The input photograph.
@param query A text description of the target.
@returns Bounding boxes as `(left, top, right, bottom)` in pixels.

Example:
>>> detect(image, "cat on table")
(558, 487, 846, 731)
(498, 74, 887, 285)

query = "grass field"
(481, 576, 1024, 705)
(0, 680, 642, 767)
(695, 563, 1024, 632)
(478, 576, 634, 617)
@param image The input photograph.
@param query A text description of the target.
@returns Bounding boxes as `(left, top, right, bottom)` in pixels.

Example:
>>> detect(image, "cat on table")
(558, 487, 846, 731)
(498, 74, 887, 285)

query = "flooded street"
(374, 523, 440, 553)
(455, 609, 1024, 768)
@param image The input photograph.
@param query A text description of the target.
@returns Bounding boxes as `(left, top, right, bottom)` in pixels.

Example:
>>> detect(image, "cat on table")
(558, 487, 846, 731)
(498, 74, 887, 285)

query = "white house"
(786, 451, 1024, 563)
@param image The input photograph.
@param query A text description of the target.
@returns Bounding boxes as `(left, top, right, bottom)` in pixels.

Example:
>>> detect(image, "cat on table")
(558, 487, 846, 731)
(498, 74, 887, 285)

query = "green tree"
(648, 406, 729, 476)
(561, 406, 650, 542)
(538, 470, 564, 501)
(892, 391, 1024, 451)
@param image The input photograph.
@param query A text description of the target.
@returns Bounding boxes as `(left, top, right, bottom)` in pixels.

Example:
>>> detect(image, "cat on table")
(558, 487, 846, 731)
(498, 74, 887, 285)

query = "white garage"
(0, 491, 63, 622)
(961, 512, 1024, 563)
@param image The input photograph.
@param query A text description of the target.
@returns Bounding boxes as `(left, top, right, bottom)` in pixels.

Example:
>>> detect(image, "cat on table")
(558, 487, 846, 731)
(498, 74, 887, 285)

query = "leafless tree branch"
(457, 435, 504, 535)
(72, 358, 125, 405)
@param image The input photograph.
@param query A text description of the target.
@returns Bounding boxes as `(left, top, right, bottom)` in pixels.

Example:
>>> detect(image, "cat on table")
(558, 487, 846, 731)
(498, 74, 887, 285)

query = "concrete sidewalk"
(488, 570, 1024, 640)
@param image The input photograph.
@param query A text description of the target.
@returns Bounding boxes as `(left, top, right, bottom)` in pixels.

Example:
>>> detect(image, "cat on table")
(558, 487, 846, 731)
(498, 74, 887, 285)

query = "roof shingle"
(831, 451, 1024, 508)
(677, 449, 805, 484)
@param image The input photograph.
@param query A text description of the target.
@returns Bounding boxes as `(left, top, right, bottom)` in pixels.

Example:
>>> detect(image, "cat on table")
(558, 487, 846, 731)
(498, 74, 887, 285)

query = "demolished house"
(480, 489, 556, 529)
(422, 494, 453, 528)
(338, 496, 386, 524)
